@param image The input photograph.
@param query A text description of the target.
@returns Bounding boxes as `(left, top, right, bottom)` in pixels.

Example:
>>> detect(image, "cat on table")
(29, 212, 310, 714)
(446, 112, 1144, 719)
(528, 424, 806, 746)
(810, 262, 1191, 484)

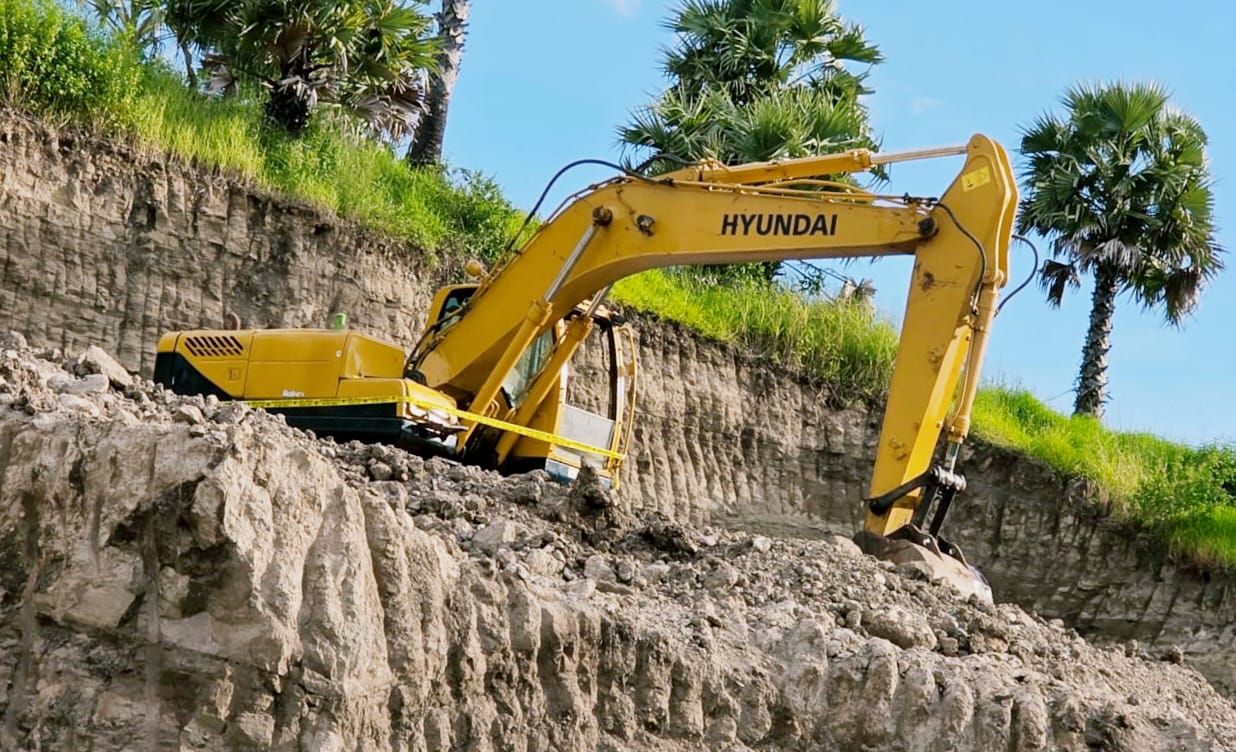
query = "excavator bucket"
(854, 527, 992, 603)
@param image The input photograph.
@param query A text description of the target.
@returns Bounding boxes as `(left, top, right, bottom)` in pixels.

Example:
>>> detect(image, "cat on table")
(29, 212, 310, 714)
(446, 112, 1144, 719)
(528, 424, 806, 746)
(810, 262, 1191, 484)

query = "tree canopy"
(620, 0, 882, 283)
(168, 0, 438, 136)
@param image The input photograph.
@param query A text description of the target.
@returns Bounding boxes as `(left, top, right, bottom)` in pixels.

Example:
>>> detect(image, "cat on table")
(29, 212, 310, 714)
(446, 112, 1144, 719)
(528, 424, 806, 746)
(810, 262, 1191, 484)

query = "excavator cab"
(416, 284, 637, 485)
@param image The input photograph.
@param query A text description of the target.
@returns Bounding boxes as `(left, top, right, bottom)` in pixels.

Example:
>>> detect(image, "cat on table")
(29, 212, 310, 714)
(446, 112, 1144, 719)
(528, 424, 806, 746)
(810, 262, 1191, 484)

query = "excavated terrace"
(1, 339, 1234, 751)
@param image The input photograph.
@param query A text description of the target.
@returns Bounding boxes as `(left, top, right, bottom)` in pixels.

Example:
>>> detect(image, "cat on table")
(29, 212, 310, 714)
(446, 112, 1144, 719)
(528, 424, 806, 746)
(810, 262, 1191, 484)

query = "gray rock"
(863, 606, 937, 650)
(583, 554, 616, 583)
(524, 548, 563, 577)
(50, 373, 109, 395)
(368, 461, 393, 481)
(473, 518, 522, 555)
(173, 404, 205, 424)
(2, 330, 27, 349)
(704, 562, 738, 590)
(566, 578, 596, 597)
(642, 562, 671, 584)
(615, 559, 637, 584)
(74, 345, 133, 388)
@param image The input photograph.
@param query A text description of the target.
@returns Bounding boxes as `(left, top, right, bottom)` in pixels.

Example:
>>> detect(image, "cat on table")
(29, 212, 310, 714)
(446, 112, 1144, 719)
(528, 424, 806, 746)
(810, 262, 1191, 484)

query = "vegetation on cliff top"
(3, 0, 1236, 568)
(975, 388, 1236, 567)
(0, 0, 518, 258)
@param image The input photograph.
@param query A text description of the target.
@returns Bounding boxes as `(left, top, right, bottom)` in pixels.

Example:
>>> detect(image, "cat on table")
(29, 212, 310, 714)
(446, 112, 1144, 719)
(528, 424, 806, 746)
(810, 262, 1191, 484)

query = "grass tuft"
(612, 269, 898, 401)
(0, 0, 522, 260)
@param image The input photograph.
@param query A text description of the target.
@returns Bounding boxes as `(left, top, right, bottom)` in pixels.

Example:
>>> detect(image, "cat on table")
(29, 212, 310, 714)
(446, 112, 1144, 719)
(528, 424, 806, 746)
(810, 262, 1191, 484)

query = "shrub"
(0, 0, 138, 125)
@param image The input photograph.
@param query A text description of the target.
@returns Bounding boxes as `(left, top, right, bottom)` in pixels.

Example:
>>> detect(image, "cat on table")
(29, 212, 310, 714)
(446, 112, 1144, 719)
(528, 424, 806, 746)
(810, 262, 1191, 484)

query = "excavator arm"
(409, 135, 1016, 538)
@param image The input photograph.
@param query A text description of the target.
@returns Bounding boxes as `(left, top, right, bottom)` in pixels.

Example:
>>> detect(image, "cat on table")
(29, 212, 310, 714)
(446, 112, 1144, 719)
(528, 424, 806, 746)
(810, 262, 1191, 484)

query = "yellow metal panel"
(244, 330, 345, 399)
(341, 333, 406, 379)
(194, 360, 249, 396)
(248, 330, 348, 362)
(170, 330, 256, 398)
(337, 377, 458, 419)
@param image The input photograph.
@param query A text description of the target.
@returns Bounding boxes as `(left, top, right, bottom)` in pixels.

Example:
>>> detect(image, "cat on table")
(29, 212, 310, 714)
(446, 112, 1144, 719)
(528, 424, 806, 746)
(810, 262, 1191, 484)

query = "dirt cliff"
(3, 343, 1236, 751)
(2, 109, 1235, 697)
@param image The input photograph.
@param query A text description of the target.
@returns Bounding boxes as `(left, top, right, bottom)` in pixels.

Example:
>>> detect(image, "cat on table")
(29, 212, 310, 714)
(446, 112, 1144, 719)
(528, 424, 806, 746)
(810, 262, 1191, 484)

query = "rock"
(895, 560, 935, 583)
(566, 462, 613, 510)
(173, 404, 205, 424)
(642, 562, 671, 584)
(212, 403, 249, 424)
(566, 578, 597, 597)
(2, 330, 27, 349)
(863, 606, 937, 650)
(50, 373, 109, 395)
(367, 461, 393, 481)
(74, 345, 133, 388)
(1, 347, 1235, 751)
(472, 518, 522, 555)
(615, 559, 637, 584)
(504, 470, 550, 504)
(524, 548, 563, 577)
(705, 561, 739, 590)
(58, 393, 100, 416)
(751, 535, 772, 553)
(829, 535, 864, 559)
(583, 554, 616, 583)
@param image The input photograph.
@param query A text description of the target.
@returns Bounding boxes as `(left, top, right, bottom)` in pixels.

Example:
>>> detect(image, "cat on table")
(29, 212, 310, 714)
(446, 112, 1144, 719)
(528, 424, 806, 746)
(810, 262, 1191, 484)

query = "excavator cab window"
(501, 328, 554, 406)
(436, 287, 475, 328)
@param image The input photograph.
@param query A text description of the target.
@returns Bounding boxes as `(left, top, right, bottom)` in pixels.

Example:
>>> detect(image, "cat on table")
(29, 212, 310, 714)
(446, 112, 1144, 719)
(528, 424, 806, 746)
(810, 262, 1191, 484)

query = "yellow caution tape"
(241, 393, 624, 461)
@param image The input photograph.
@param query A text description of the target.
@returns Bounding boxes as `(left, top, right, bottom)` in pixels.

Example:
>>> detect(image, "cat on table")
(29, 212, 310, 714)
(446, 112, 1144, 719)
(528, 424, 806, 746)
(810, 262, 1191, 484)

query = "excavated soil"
(1, 339, 1235, 751)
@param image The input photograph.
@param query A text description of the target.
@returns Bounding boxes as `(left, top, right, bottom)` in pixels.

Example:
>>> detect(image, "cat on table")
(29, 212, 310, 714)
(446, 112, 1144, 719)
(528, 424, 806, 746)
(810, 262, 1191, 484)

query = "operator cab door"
(421, 284, 636, 483)
(521, 313, 636, 485)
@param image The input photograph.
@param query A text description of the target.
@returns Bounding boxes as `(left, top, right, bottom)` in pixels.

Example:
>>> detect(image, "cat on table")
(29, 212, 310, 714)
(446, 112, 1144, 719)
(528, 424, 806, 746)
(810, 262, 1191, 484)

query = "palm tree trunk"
(1073, 261, 1120, 418)
(179, 40, 197, 89)
(407, 0, 469, 166)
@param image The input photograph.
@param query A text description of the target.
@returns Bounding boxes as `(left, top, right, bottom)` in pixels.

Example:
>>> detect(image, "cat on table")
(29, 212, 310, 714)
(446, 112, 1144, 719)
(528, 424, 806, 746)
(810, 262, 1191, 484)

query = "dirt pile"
(1, 340, 1234, 751)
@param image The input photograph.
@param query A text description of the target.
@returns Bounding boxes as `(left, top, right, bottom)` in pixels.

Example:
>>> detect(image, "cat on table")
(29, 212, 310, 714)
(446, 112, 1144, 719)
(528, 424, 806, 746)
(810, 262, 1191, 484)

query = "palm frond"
(1018, 79, 1224, 326)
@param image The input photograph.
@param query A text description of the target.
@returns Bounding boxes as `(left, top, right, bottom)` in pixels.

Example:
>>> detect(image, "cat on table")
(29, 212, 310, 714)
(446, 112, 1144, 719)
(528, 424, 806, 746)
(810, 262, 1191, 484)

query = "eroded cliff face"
(0, 110, 448, 375)
(1, 110, 1234, 698)
(3, 346, 1235, 751)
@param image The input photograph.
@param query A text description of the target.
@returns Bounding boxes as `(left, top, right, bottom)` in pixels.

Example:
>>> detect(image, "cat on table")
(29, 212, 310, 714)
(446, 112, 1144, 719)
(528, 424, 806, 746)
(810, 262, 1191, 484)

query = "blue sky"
(443, 1, 1236, 445)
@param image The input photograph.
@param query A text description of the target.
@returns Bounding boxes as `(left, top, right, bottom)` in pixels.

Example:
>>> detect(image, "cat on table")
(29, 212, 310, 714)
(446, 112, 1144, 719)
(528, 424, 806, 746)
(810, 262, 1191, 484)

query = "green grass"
(613, 268, 899, 401)
(974, 387, 1236, 568)
(126, 68, 525, 257)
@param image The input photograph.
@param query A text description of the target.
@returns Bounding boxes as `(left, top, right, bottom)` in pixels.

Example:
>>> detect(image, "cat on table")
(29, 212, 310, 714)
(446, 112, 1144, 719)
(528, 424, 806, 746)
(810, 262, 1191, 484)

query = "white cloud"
(605, 0, 640, 17)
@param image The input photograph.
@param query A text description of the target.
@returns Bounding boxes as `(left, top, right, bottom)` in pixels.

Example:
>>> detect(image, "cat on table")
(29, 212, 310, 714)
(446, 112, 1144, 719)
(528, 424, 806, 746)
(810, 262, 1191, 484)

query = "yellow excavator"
(155, 134, 1016, 598)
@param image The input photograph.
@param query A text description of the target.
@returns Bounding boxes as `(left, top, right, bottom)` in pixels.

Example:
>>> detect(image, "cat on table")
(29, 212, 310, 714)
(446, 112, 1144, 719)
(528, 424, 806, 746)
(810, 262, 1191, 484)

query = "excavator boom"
(410, 134, 1016, 539)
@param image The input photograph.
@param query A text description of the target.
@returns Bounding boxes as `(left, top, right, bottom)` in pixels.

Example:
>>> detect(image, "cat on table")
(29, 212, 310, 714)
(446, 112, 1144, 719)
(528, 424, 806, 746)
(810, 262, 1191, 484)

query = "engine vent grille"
(184, 335, 244, 359)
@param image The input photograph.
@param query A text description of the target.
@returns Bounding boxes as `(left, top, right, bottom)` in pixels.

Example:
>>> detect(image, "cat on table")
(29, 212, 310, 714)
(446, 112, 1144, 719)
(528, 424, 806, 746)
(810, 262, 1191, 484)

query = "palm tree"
(406, 0, 469, 166)
(620, 0, 881, 283)
(1018, 82, 1223, 418)
(169, 0, 438, 137)
(623, 0, 880, 166)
